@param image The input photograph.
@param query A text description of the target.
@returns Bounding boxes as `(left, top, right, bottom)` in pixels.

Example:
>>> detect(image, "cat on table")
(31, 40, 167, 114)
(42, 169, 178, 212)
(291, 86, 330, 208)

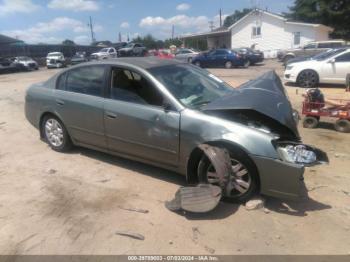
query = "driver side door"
(104, 67, 180, 166)
(321, 51, 350, 84)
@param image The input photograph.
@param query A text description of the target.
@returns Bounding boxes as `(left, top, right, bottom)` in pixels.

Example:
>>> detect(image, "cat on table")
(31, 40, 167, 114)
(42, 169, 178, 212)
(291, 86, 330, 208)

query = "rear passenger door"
(54, 65, 108, 149)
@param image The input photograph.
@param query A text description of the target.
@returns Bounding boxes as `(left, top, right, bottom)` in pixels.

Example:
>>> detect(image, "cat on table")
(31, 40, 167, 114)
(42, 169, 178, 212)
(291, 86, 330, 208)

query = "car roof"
(75, 57, 185, 70)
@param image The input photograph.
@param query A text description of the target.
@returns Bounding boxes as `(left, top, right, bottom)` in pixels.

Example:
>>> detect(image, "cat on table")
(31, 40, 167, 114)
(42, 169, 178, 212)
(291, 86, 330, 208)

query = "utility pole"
(171, 25, 175, 39)
(219, 8, 222, 27)
(88, 16, 96, 44)
(118, 32, 122, 42)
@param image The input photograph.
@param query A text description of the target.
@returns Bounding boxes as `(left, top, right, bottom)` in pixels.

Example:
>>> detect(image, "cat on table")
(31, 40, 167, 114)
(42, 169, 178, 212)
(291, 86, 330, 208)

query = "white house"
(181, 9, 333, 58)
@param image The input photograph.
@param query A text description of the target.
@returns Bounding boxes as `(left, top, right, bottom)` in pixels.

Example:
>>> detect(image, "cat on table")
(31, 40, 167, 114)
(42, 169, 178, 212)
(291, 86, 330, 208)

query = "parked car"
(0, 57, 19, 74)
(113, 42, 127, 51)
(117, 43, 147, 57)
(46, 52, 66, 69)
(284, 47, 350, 87)
(234, 48, 264, 65)
(90, 47, 117, 60)
(277, 40, 346, 63)
(25, 58, 328, 202)
(71, 52, 89, 65)
(175, 48, 199, 63)
(11, 56, 38, 71)
(192, 49, 250, 68)
(284, 48, 347, 67)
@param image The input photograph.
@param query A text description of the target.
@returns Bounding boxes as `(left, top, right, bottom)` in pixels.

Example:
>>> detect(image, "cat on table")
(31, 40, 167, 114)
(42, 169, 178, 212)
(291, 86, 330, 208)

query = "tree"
(285, 0, 350, 40)
(223, 8, 252, 27)
(62, 39, 76, 46)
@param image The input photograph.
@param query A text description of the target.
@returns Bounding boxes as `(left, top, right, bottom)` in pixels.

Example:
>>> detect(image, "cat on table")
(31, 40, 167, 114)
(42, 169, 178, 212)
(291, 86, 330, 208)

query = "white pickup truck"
(90, 47, 117, 60)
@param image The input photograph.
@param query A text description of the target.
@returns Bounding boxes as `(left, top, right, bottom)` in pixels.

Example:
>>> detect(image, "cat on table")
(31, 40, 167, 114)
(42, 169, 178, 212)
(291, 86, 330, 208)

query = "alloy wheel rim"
(45, 119, 64, 147)
(205, 158, 251, 198)
(300, 71, 317, 88)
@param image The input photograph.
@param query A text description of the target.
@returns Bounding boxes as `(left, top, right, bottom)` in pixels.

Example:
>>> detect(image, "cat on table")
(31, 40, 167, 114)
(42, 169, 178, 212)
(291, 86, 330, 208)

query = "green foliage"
(62, 39, 76, 46)
(131, 34, 183, 49)
(285, 0, 350, 40)
(223, 8, 252, 27)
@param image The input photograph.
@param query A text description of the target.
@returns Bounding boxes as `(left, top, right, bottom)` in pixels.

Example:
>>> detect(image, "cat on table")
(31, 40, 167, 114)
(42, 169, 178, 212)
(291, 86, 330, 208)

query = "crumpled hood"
(202, 71, 299, 138)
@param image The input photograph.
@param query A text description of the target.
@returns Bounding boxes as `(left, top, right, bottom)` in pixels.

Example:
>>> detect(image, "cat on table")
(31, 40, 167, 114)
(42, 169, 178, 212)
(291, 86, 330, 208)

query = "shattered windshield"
(149, 64, 233, 109)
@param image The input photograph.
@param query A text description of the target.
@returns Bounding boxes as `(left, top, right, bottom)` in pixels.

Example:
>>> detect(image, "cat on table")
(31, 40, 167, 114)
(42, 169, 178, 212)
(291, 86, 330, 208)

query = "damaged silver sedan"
(25, 58, 328, 202)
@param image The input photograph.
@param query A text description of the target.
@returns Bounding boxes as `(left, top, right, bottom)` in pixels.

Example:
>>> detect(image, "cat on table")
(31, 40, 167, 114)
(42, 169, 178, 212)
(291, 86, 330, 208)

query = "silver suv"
(277, 40, 347, 63)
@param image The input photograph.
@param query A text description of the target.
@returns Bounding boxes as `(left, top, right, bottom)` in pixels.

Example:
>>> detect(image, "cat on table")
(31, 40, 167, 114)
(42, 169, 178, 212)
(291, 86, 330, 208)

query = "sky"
(0, 0, 294, 45)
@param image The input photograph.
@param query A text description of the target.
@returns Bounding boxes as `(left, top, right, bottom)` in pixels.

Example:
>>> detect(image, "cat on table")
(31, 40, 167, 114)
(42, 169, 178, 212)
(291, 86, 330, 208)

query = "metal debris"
(204, 245, 215, 254)
(46, 168, 57, 175)
(245, 197, 265, 210)
(198, 144, 234, 190)
(165, 184, 222, 213)
(115, 231, 145, 240)
(118, 206, 149, 214)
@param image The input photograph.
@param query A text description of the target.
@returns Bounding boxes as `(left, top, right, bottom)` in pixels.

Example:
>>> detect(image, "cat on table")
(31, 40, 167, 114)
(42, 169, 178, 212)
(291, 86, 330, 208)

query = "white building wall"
(230, 12, 325, 58)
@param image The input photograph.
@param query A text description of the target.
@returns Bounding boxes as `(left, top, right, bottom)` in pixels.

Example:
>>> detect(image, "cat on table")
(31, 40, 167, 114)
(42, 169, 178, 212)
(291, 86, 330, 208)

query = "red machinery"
(302, 88, 350, 133)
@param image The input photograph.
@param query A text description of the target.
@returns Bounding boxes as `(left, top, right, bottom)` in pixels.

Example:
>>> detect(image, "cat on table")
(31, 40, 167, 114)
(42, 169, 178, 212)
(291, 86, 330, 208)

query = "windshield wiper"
(191, 100, 211, 108)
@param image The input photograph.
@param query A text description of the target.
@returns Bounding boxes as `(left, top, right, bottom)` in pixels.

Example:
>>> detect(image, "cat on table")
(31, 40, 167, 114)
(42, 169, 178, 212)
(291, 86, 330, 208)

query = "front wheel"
(42, 116, 72, 152)
(197, 149, 258, 202)
(297, 70, 319, 88)
(303, 116, 319, 129)
(243, 60, 250, 68)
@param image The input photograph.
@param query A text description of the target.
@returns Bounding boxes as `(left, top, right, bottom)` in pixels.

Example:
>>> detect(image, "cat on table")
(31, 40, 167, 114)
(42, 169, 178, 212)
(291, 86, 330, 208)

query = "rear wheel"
(335, 119, 350, 133)
(303, 116, 319, 129)
(42, 115, 72, 152)
(243, 60, 250, 68)
(225, 61, 232, 69)
(297, 70, 319, 88)
(197, 148, 258, 202)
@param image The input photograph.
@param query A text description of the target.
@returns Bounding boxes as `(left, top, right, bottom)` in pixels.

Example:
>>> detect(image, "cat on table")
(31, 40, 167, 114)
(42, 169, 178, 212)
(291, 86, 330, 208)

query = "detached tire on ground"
(197, 147, 259, 203)
(303, 116, 319, 129)
(41, 115, 72, 152)
(335, 119, 350, 133)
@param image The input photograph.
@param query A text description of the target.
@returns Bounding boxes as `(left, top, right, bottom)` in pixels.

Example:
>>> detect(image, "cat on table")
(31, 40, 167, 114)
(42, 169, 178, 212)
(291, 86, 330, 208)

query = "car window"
(304, 43, 317, 49)
(65, 66, 106, 97)
(110, 68, 164, 107)
(216, 50, 228, 55)
(108, 49, 114, 53)
(56, 73, 67, 90)
(335, 52, 350, 62)
(134, 44, 141, 48)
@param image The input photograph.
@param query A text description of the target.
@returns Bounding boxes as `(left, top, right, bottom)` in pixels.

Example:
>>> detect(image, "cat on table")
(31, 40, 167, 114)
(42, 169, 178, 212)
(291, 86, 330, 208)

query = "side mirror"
(163, 101, 173, 112)
(328, 58, 335, 64)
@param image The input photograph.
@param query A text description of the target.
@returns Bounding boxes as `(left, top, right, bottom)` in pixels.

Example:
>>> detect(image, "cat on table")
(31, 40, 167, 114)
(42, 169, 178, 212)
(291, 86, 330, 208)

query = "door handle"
(106, 112, 117, 119)
(56, 99, 64, 106)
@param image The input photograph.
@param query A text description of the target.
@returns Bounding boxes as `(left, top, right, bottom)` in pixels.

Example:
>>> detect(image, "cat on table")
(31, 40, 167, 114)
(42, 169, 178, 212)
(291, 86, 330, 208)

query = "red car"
(148, 49, 174, 59)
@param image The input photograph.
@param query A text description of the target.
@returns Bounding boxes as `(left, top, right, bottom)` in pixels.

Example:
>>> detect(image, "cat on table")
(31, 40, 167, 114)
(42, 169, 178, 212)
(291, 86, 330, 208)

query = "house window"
(252, 26, 261, 38)
(293, 32, 301, 45)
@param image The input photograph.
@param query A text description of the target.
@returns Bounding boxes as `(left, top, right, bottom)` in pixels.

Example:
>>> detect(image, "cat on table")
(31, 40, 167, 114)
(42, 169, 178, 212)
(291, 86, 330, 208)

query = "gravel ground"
(0, 60, 349, 255)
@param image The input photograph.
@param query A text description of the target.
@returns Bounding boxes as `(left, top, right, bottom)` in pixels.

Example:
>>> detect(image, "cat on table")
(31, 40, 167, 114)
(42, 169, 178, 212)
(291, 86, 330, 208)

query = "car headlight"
(286, 65, 294, 70)
(277, 144, 317, 165)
